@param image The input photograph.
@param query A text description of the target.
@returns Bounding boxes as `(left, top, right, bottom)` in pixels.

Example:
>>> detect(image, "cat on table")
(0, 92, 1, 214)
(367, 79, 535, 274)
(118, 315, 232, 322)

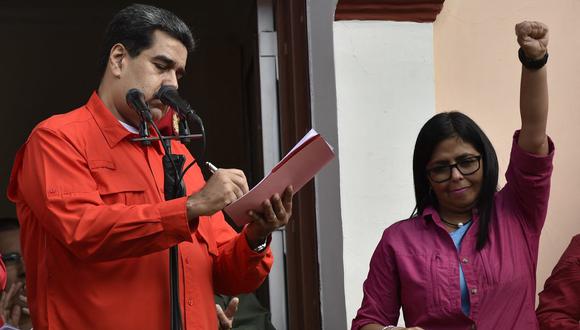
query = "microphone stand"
(129, 87, 208, 330)
(131, 119, 202, 330)
(162, 139, 186, 330)
(162, 112, 207, 330)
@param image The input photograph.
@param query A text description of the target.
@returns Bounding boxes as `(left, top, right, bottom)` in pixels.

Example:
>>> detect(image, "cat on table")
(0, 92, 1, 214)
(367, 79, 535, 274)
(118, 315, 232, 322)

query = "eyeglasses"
(426, 156, 482, 183)
(1, 252, 22, 265)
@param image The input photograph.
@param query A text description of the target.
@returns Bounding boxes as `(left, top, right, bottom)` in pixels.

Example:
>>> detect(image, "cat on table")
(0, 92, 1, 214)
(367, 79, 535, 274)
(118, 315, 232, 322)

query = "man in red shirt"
(536, 234, 580, 329)
(7, 4, 293, 329)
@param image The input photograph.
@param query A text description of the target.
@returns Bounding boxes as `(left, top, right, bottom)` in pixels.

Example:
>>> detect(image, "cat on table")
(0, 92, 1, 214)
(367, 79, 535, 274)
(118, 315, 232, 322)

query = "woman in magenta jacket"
(353, 21, 552, 330)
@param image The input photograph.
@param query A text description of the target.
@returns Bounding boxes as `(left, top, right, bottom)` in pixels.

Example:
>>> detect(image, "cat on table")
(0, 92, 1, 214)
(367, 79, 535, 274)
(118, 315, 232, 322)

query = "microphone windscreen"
(156, 85, 193, 115)
(126, 89, 145, 108)
(126, 88, 152, 121)
(156, 85, 178, 99)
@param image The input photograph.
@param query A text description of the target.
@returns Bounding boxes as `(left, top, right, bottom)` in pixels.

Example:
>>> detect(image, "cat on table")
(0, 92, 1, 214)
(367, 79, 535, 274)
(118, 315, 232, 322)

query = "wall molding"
(335, 0, 445, 22)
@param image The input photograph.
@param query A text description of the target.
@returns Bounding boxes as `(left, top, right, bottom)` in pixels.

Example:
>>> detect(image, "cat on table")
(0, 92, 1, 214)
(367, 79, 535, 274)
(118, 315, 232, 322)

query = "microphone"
(126, 88, 153, 145)
(155, 85, 195, 119)
(156, 85, 205, 148)
(126, 89, 153, 122)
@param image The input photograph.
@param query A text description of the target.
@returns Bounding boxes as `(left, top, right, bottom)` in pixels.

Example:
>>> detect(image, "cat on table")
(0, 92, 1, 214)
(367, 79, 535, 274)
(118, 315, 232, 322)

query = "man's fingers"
(219, 169, 249, 195)
(282, 186, 293, 211)
(7, 283, 17, 296)
(0, 290, 7, 308)
(9, 304, 21, 325)
(4, 283, 21, 305)
(271, 194, 286, 219)
(216, 304, 230, 325)
(233, 175, 249, 195)
(215, 303, 224, 316)
(262, 199, 277, 222)
(233, 169, 249, 192)
(247, 210, 264, 222)
(225, 297, 239, 318)
(225, 168, 246, 181)
(227, 181, 244, 200)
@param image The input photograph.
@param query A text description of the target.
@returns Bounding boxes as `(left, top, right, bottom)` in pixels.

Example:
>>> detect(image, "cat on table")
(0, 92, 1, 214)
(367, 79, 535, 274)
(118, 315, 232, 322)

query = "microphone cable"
(179, 112, 206, 181)
(155, 86, 210, 183)
(126, 89, 183, 193)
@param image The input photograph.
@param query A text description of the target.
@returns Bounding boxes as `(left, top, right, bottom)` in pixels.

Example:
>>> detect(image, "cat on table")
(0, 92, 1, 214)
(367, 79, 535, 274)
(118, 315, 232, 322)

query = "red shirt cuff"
(158, 197, 194, 243)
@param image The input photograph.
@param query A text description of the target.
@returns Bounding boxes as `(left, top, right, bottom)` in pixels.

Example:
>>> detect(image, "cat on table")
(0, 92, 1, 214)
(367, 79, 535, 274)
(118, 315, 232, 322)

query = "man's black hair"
(97, 4, 195, 78)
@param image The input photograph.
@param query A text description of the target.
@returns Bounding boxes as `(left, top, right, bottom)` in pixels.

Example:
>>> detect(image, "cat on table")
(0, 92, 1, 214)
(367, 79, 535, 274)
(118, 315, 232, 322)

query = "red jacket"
(536, 234, 580, 329)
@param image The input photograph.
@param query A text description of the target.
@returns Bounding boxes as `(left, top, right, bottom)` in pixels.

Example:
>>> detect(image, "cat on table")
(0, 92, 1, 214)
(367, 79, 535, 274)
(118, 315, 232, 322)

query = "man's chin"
(149, 108, 166, 121)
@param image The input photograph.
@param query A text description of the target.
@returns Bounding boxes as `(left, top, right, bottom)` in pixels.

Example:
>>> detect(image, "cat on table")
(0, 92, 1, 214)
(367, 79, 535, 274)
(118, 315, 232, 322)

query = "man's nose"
(164, 71, 179, 90)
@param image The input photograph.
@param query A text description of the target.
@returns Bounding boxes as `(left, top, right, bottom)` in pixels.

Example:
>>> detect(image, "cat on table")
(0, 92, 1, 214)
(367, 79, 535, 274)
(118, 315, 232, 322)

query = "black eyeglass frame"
(426, 155, 482, 183)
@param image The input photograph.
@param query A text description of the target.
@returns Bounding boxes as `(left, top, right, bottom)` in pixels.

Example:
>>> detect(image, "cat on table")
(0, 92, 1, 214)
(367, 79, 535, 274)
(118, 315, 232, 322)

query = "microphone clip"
(137, 119, 152, 146)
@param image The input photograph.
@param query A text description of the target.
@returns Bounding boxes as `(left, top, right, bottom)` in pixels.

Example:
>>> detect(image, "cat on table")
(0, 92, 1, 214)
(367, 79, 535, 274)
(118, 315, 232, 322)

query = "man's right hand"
(186, 169, 249, 219)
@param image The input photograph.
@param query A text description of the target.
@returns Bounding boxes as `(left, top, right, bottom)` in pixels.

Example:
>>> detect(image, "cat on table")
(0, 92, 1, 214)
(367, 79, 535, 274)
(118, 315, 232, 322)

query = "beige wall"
(434, 0, 580, 300)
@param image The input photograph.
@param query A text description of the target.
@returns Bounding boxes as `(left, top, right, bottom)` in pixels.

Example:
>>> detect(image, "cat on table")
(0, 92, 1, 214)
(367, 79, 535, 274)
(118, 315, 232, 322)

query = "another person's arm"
(536, 235, 580, 329)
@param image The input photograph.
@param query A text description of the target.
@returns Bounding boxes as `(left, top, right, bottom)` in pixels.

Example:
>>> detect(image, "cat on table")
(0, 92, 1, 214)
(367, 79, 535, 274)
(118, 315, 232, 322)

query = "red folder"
(224, 129, 335, 226)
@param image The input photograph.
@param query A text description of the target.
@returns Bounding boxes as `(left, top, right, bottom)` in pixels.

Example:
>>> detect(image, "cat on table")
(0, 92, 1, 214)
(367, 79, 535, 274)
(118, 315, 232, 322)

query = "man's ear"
(109, 43, 127, 78)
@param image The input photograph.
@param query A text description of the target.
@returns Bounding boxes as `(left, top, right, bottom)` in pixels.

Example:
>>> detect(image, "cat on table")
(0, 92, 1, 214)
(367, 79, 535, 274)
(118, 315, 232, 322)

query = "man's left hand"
(245, 186, 294, 249)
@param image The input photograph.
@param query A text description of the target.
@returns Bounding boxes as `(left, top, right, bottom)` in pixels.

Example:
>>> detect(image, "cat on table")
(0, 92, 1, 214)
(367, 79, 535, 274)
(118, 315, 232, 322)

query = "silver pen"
(206, 161, 218, 174)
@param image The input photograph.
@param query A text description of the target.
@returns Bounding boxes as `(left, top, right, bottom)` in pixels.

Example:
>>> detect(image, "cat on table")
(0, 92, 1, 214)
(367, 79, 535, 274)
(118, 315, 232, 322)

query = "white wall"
(333, 21, 436, 326)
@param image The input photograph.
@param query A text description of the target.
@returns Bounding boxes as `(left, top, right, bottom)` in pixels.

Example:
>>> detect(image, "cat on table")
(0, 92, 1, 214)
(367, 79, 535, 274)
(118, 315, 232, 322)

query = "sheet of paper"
(224, 129, 335, 226)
